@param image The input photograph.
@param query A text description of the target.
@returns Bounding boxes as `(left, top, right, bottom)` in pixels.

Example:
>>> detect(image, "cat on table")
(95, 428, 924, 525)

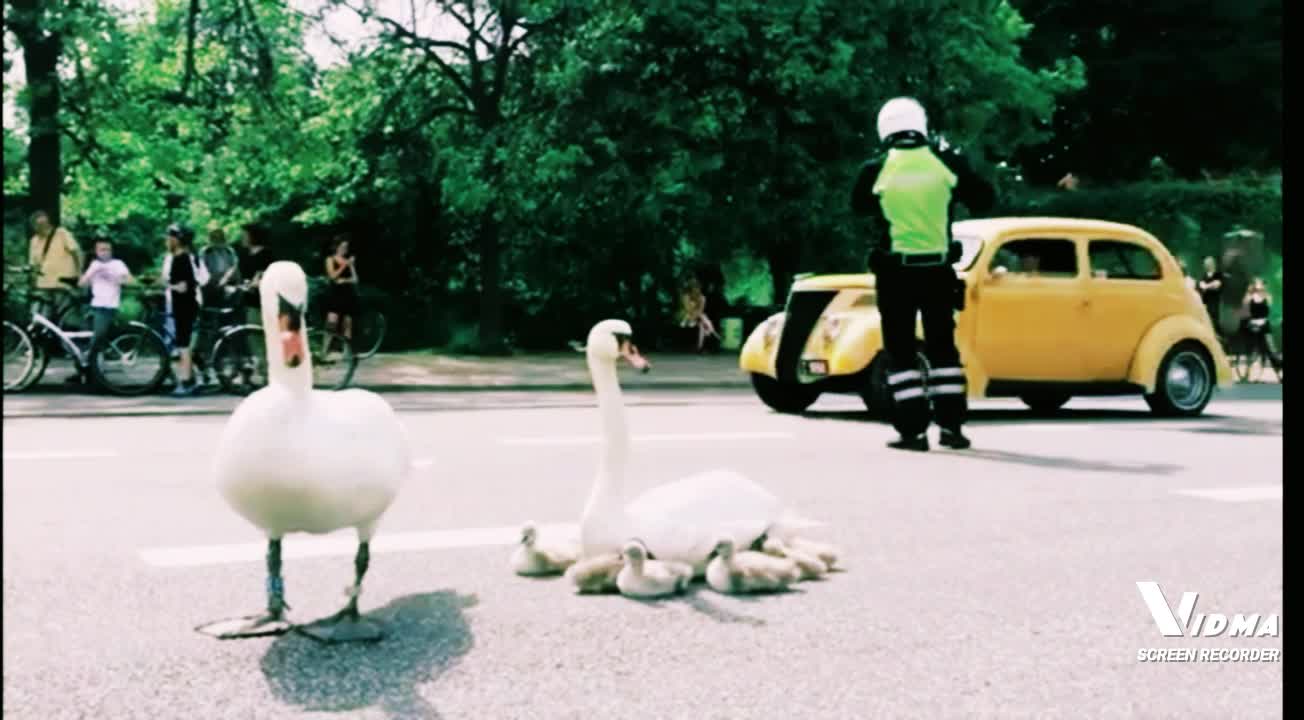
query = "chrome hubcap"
(1166, 351, 1210, 410)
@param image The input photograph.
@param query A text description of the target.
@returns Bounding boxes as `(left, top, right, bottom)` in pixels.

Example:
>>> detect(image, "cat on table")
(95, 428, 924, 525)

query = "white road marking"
(499, 431, 793, 446)
(1171, 486, 1283, 502)
(2, 449, 120, 461)
(139, 517, 826, 568)
(2, 449, 440, 468)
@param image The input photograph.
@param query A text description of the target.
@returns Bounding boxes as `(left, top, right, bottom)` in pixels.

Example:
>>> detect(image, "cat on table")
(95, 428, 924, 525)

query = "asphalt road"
(2, 389, 1283, 719)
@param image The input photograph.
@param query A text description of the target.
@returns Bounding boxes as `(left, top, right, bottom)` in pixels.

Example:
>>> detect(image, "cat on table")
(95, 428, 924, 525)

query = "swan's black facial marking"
(277, 294, 305, 332)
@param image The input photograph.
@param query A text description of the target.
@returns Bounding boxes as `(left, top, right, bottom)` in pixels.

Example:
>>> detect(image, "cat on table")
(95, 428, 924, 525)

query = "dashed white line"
(3, 449, 120, 461)
(140, 517, 826, 568)
(499, 431, 793, 446)
(1171, 486, 1282, 502)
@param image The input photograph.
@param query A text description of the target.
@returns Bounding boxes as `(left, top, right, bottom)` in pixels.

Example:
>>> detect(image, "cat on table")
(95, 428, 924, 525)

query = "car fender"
(1128, 314, 1234, 392)
(739, 312, 786, 378)
(827, 314, 883, 376)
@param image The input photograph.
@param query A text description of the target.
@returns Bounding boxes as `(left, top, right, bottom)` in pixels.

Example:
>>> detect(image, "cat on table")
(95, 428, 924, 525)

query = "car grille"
(776, 290, 837, 383)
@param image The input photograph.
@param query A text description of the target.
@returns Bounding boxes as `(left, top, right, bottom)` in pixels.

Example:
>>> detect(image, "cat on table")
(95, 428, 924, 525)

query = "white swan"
(198, 261, 411, 643)
(578, 319, 792, 576)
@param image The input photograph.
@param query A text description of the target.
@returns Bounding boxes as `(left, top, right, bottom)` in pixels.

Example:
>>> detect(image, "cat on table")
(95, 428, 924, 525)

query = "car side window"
(1088, 240, 1163, 280)
(988, 238, 1079, 278)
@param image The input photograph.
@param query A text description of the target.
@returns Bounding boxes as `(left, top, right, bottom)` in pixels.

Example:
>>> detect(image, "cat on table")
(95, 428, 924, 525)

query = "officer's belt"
(889, 251, 948, 267)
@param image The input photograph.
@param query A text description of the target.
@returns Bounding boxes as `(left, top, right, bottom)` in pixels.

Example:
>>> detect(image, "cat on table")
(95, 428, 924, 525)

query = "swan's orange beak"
(281, 331, 304, 368)
(277, 310, 305, 369)
(619, 339, 651, 373)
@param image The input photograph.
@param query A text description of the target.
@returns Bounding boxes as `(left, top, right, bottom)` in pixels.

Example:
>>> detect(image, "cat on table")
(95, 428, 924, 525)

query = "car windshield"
(953, 233, 983, 271)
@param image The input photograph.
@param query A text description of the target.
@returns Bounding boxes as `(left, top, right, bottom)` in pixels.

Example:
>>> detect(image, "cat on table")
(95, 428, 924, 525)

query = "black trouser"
(876, 261, 967, 437)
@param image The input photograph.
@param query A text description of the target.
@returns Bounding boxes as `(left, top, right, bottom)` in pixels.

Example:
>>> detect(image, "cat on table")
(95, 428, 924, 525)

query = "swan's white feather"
(623, 469, 783, 571)
(215, 385, 409, 539)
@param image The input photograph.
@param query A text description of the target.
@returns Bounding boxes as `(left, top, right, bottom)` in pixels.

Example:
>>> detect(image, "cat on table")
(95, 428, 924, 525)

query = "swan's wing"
(628, 468, 783, 538)
(624, 469, 786, 566)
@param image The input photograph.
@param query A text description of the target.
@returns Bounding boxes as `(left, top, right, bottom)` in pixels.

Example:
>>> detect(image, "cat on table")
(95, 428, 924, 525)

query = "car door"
(1083, 238, 1175, 379)
(972, 236, 1087, 381)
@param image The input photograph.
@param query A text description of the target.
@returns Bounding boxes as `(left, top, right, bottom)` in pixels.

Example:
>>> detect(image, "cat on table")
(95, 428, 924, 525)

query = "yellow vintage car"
(739, 217, 1234, 417)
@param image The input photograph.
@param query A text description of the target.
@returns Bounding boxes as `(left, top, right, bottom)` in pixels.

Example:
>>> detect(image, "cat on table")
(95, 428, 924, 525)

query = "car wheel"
(1144, 341, 1215, 417)
(750, 373, 818, 414)
(860, 354, 895, 420)
(1020, 393, 1071, 414)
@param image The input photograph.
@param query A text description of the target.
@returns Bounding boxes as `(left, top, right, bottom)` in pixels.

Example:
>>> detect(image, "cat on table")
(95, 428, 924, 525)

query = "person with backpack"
(200, 225, 241, 308)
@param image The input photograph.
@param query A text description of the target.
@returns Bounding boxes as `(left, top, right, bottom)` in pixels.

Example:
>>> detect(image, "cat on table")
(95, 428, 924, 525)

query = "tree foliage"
(3, 0, 1277, 350)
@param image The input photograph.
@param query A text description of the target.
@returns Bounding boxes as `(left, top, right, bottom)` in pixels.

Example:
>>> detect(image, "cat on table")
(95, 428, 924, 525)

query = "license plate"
(806, 360, 828, 375)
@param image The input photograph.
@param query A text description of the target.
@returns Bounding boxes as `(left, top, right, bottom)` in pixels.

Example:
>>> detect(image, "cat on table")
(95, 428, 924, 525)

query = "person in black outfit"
(237, 223, 276, 316)
(851, 97, 996, 451)
(1241, 278, 1280, 370)
(165, 225, 201, 396)
(323, 235, 360, 345)
(1197, 256, 1225, 336)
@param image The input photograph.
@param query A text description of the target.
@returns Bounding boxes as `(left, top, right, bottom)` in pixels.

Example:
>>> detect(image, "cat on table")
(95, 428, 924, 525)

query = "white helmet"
(877, 97, 928, 141)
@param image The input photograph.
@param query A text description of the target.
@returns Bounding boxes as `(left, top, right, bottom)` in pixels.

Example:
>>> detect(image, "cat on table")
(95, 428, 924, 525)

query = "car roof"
(954, 217, 1154, 240)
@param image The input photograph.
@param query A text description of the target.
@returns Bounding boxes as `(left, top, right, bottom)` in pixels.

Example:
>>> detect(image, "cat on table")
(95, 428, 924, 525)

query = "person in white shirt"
(77, 238, 134, 356)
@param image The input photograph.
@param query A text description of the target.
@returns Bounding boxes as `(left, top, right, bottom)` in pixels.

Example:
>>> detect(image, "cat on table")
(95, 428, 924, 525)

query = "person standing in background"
(1197, 256, 1225, 336)
(28, 210, 84, 290)
(164, 225, 202, 397)
(323, 235, 360, 348)
(78, 238, 133, 362)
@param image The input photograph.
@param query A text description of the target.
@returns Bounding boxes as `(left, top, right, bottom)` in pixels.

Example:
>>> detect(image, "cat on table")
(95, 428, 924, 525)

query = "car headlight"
(822, 315, 846, 343)
(763, 317, 782, 348)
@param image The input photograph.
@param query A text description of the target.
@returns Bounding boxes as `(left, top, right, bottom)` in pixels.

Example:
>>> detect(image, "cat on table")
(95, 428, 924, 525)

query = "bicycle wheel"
(212, 325, 268, 396)
(92, 323, 170, 396)
(308, 328, 357, 390)
(3, 320, 38, 392)
(352, 309, 387, 359)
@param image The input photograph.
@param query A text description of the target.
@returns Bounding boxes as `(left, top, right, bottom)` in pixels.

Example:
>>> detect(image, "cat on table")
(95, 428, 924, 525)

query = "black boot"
(888, 434, 930, 452)
(938, 427, 972, 450)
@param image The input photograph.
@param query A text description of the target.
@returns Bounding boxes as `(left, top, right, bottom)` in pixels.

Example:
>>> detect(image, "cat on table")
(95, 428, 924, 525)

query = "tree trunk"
(17, 12, 63, 226)
(767, 243, 797, 307)
(477, 215, 505, 354)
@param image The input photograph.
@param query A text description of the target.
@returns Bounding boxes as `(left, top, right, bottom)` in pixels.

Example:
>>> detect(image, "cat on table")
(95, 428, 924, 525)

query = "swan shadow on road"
(260, 590, 478, 720)
(678, 583, 809, 626)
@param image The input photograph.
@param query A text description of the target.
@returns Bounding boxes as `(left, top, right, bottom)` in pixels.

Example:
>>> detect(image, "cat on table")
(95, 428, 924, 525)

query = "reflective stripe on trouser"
(887, 365, 931, 438)
(926, 366, 967, 431)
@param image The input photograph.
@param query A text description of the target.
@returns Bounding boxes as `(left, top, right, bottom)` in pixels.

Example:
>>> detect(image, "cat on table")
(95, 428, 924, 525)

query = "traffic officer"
(851, 97, 995, 451)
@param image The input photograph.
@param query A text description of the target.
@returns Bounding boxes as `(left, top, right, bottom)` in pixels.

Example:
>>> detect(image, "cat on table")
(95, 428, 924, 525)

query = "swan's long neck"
(261, 295, 312, 395)
(584, 353, 629, 517)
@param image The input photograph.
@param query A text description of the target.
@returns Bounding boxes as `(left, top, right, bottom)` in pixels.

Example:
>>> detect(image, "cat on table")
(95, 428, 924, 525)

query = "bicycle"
(2, 265, 170, 395)
(308, 278, 387, 359)
(203, 280, 358, 394)
(211, 321, 359, 394)
(135, 286, 251, 394)
(1232, 320, 1283, 384)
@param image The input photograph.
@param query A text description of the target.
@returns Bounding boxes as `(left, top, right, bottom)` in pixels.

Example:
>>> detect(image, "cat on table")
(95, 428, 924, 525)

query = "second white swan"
(578, 319, 794, 576)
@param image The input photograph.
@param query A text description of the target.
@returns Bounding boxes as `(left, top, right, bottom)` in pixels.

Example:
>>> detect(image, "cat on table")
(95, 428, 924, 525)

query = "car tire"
(860, 354, 895, 420)
(1144, 341, 1215, 417)
(1020, 393, 1071, 414)
(751, 373, 817, 414)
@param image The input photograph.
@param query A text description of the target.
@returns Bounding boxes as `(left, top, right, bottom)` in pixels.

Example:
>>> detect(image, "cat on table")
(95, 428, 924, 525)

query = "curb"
(2, 383, 755, 420)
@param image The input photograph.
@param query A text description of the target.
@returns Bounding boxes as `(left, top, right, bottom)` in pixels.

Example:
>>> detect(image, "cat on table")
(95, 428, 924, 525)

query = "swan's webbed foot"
(197, 540, 293, 639)
(295, 540, 384, 644)
(196, 612, 293, 639)
(296, 609, 384, 644)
